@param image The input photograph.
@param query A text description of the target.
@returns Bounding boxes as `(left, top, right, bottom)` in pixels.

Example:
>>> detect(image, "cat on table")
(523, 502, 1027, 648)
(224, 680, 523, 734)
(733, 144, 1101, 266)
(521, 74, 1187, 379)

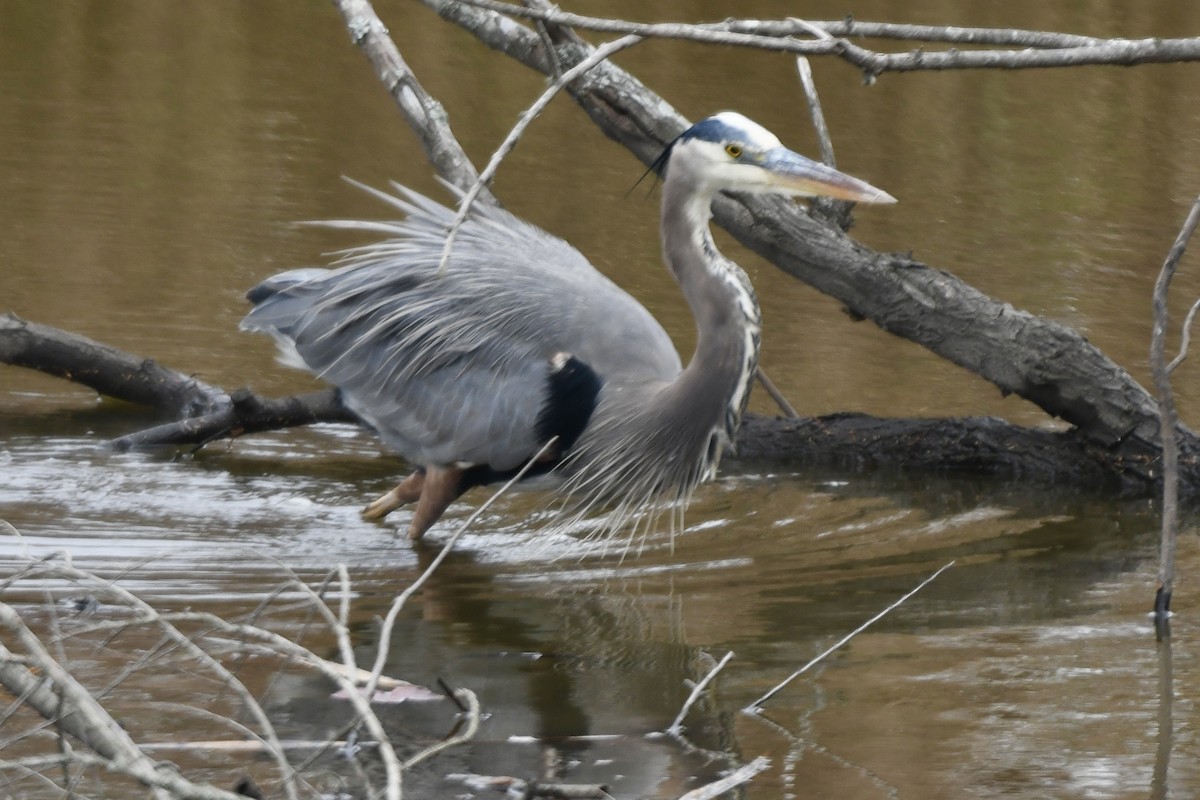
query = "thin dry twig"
(402, 687, 480, 769)
(446, 0, 1200, 76)
(1167, 296, 1200, 374)
(436, 35, 643, 273)
(745, 561, 955, 711)
(667, 651, 733, 736)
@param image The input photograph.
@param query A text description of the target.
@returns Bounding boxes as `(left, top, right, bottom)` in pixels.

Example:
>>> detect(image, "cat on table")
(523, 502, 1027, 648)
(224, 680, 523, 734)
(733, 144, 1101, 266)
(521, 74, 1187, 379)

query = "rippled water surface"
(3, 1, 1200, 798)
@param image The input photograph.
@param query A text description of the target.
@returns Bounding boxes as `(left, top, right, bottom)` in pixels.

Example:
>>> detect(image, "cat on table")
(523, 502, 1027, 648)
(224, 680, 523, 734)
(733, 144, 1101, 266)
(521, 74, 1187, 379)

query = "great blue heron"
(242, 112, 894, 540)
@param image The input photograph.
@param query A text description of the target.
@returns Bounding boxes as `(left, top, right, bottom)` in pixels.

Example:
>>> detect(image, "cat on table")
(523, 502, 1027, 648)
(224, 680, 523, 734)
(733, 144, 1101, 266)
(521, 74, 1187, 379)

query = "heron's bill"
(763, 148, 896, 204)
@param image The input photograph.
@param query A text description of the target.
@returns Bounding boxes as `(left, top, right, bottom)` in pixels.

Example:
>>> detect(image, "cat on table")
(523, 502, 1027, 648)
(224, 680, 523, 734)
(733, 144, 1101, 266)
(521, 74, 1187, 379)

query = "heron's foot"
(361, 470, 426, 521)
(362, 489, 405, 520)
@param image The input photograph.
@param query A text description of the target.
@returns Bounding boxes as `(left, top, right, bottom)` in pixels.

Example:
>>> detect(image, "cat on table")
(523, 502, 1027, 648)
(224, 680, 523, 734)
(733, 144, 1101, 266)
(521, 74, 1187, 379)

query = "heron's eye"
(724, 143, 743, 159)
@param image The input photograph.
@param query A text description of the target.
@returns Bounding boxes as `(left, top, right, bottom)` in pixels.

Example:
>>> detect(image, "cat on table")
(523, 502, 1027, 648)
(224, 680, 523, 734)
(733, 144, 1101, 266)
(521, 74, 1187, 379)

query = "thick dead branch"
(733, 413, 1146, 488)
(0, 312, 228, 418)
(331, 0, 489, 198)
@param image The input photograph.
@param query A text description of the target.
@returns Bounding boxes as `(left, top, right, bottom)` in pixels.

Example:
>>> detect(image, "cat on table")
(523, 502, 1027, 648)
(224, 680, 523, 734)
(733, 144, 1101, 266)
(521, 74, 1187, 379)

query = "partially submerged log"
(0, 312, 1189, 495)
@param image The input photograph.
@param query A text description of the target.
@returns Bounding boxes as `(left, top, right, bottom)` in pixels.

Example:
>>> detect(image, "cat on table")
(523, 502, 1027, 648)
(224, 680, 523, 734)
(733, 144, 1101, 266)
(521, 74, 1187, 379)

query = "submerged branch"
(0, 317, 1193, 494)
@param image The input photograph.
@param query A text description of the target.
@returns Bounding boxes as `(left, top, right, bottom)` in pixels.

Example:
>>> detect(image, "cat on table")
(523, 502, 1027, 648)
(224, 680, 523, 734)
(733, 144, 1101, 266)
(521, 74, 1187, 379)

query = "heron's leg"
(407, 465, 467, 541)
(362, 469, 425, 520)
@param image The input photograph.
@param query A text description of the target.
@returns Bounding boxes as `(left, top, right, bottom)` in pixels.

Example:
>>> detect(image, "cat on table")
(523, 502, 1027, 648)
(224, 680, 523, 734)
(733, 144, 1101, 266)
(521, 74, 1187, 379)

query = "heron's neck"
(659, 176, 762, 452)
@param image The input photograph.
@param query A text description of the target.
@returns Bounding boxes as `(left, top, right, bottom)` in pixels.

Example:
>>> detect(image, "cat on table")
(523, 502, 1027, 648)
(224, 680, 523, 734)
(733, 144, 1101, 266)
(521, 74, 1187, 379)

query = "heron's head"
(660, 111, 895, 204)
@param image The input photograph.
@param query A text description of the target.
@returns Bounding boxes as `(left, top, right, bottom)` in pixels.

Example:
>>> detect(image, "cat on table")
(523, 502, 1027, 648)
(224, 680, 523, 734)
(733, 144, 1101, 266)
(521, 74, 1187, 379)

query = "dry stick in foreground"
(0, 604, 246, 800)
(677, 756, 772, 800)
(0, 551, 407, 800)
(1149, 194, 1200, 630)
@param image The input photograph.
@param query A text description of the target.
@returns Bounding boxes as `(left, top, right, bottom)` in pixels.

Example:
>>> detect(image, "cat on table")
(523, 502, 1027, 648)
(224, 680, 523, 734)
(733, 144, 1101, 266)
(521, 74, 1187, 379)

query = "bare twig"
(667, 651, 733, 736)
(0, 605, 244, 800)
(677, 755, 771, 800)
(402, 688, 480, 769)
(754, 369, 799, 419)
(445, 0, 1200, 75)
(436, 34, 643, 273)
(1166, 296, 1200, 374)
(794, 55, 835, 167)
(745, 561, 955, 711)
(1149, 194, 1200, 628)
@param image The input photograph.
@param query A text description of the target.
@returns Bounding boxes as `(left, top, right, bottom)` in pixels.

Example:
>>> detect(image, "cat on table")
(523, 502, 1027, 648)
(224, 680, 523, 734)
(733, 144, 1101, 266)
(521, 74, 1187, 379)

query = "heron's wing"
(241, 183, 681, 470)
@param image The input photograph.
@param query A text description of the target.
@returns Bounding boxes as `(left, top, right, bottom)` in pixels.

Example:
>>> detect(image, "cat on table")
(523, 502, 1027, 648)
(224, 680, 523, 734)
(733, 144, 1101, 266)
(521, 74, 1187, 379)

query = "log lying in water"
(0, 312, 1189, 496)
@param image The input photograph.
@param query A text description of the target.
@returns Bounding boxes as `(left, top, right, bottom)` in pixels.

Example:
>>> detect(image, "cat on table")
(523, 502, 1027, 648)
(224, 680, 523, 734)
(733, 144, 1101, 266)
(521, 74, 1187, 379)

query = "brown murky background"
(3, 1, 1200, 798)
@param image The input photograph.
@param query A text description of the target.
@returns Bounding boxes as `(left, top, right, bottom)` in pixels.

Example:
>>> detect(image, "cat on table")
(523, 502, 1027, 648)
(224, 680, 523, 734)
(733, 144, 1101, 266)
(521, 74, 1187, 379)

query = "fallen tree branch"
(0, 317, 1188, 493)
(0, 312, 228, 418)
(422, 0, 1200, 486)
(108, 386, 357, 452)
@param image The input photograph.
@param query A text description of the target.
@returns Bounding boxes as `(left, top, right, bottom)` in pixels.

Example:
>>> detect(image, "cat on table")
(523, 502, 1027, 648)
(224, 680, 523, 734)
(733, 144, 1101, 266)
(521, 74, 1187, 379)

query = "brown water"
(3, 1, 1200, 798)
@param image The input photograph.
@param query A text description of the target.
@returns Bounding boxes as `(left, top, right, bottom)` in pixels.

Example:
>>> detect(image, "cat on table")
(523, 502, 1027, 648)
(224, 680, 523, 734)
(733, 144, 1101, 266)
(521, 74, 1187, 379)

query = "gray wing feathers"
(242, 183, 680, 469)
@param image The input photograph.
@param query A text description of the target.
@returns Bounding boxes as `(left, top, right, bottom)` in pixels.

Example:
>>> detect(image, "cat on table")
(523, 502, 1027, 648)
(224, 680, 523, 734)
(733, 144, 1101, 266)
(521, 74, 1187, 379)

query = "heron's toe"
(362, 489, 404, 520)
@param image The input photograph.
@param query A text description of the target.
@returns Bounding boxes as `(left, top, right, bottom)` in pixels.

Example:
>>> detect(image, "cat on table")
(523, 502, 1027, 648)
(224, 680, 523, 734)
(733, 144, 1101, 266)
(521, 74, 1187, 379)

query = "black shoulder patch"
(535, 353, 602, 454)
(458, 355, 602, 493)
